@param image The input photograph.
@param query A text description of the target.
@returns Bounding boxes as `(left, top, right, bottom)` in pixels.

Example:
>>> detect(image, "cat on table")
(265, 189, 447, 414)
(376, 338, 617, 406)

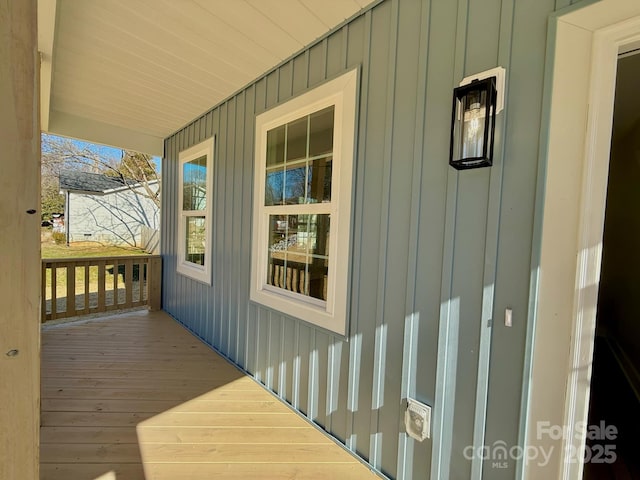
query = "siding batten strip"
(225, 96, 237, 356)
(472, 0, 516, 478)
(231, 91, 243, 364)
(293, 321, 301, 409)
(346, 8, 373, 453)
(369, 0, 400, 471)
(430, 0, 470, 476)
(240, 86, 254, 370)
(279, 319, 286, 398)
(397, 0, 433, 477)
(342, 24, 349, 69)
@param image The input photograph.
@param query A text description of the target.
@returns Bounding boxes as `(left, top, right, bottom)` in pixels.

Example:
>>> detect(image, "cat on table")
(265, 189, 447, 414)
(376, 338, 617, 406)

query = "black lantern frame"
(449, 76, 497, 170)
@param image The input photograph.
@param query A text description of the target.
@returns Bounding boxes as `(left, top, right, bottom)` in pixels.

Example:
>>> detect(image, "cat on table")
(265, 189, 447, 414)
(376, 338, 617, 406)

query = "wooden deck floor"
(40, 310, 379, 480)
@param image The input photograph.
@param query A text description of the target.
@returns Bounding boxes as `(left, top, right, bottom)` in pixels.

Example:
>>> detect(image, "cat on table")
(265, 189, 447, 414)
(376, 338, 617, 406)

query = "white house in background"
(59, 170, 159, 248)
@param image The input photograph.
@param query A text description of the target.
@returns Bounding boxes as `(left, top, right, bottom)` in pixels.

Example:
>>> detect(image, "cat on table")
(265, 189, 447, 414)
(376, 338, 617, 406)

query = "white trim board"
(526, 2, 640, 479)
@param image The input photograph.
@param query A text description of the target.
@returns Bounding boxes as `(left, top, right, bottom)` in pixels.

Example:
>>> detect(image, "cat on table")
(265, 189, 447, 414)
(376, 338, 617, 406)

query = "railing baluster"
(40, 255, 161, 322)
(113, 259, 119, 307)
(83, 263, 90, 314)
(66, 263, 76, 317)
(124, 259, 133, 308)
(97, 261, 106, 313)
(51, 265, 57, 320)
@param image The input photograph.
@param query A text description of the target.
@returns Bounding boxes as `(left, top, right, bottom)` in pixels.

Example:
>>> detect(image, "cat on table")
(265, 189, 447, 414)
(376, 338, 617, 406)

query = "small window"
(251, 69, 358, 335)
(177, 137, 214, 284)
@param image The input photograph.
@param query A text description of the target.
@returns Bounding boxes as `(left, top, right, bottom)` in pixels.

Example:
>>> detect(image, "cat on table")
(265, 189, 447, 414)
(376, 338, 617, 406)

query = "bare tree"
(41, 134, 161, 209)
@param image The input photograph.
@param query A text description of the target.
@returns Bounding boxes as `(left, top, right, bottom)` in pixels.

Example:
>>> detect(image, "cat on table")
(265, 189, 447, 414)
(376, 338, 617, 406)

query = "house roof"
(38, 0, 377, 156)
(59, 170, 128, 193)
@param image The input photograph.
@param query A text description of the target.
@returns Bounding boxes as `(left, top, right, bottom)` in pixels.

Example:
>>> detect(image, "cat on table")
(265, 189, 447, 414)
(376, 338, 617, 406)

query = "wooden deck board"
(40, 310, 380, 480)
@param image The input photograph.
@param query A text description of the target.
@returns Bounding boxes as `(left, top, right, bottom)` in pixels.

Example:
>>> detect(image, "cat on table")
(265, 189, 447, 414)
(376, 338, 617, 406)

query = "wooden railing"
(41, 255, 161, 323)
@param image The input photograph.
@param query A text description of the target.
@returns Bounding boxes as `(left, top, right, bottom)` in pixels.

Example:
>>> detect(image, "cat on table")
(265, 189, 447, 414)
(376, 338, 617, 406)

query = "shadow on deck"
(40, 310, 379, 480)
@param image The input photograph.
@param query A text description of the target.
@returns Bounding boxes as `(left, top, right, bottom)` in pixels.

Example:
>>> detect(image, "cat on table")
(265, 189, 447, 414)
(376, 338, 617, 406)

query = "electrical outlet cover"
(405, 398, 431, 442)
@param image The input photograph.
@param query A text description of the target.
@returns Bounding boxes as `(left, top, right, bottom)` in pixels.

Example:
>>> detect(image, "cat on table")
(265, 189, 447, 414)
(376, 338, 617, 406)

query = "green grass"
(42, 243, 148, 259)
(42, 237, 151, 300)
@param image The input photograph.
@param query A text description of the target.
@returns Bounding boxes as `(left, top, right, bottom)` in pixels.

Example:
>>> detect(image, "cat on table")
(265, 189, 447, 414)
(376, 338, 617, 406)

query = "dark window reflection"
(308, 157, 332, 203)
(286, 117, 307, 161)
(267, 126, 285, 167)
(309, 106, 334, 157)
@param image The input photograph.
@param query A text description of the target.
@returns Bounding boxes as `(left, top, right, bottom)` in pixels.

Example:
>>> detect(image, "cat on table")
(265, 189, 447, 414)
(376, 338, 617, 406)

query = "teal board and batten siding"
(162, 0, 567, 478)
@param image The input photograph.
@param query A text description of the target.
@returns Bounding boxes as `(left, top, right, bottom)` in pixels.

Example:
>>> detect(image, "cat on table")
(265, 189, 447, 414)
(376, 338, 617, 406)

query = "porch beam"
(37, 0, 56, 131)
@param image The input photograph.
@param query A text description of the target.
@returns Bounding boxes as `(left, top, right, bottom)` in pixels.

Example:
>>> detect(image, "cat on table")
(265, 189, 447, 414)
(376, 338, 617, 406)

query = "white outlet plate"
(405, 398, 431, 442)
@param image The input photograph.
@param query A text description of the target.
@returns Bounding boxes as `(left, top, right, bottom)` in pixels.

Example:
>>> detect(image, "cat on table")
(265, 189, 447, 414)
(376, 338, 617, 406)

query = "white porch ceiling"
(38, 0, 375, 156)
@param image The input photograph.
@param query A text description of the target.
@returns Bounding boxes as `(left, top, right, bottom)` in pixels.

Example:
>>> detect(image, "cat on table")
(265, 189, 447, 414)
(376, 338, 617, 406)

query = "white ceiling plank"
(354, 0, 375, 7)
(52, 51, 220, 113)
(300, 0, 362, 27)
(40, 0, 377, 146)
(105, 0, 273, 78)
(49, 110, 164, 156)
(247, 0, 328, 45)
(56, 4, 246, 92)
(146, 0, 281, 73)
(51, 93, 188, 129)
(53, 42, 242, 113)
(52, 88, 192, 134)
(192, 0, 305, 60)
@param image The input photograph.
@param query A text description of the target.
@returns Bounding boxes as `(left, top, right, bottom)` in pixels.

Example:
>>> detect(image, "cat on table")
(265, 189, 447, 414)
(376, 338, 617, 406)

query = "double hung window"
(251, 70, 358, 335)
(177, 138, 214, 284)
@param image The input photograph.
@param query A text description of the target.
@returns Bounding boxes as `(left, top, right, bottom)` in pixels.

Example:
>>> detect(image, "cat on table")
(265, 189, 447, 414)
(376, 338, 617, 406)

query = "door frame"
(526, 2, 640, 478)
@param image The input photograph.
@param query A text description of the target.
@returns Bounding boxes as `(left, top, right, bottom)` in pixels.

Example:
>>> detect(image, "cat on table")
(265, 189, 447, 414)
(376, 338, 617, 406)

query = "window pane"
(266, 214, 329, 301)
(183, 155, 207, 211)
(185, 216, 206, 265)
(286, 117, 307, 161)
(267, 126, 285, 167)
(267, 214, 289, 290)
(307, 157, 332, 203)
(307, 214, 330, 301)
(265, 167, 284, 206)
(309, 106, 334, 157)
(284, 164, 306, 204)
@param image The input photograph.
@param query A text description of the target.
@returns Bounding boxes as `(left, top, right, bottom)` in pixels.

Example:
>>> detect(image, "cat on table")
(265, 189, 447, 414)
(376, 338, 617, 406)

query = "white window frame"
(250, 69, 358, 336)
(177, 137, 214, 284)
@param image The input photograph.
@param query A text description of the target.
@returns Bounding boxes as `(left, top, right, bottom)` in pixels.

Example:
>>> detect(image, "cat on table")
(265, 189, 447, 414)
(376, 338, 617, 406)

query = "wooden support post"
(0, 0, 40, 477)
(148, 256, 162, 311)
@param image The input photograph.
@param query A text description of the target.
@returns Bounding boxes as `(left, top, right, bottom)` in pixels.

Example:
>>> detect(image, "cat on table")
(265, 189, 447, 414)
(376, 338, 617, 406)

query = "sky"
(43, 133, 161, 173)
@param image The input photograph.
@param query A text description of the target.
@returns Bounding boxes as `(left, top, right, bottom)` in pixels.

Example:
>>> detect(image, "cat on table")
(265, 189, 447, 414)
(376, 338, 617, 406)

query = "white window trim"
(250, 68, 359, 336)
(177, 137, 214, 284)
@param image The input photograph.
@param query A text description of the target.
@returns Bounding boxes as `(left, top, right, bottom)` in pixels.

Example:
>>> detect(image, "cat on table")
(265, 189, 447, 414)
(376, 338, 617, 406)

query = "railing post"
(148, 256, 162, 311)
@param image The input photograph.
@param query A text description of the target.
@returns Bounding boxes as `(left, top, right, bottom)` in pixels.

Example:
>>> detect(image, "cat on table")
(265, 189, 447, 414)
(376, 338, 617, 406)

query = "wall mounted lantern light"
(449, 67, 505, 170)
